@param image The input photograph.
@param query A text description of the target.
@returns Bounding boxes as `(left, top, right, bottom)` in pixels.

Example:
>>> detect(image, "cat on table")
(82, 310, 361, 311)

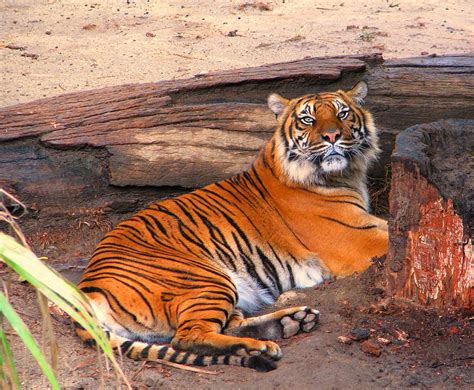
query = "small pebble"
(350, 327, 370, 341)
(408, 375, 419, 386)
(376, 336, 391, 345)
(337, 335, 353, 345)
(360, 340, 382, 357)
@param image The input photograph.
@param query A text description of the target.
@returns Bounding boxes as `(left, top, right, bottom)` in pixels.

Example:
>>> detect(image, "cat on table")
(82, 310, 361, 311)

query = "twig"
(131, 361, 147, 381)
(155, 359, 218, 375)
(70, 357, 96, 373)
(3, 44, 26, 51)
(11, 308, 36, 319)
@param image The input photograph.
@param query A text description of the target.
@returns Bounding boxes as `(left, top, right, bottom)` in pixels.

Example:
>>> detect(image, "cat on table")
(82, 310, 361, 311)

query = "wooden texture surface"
(386, 119, 473, 309)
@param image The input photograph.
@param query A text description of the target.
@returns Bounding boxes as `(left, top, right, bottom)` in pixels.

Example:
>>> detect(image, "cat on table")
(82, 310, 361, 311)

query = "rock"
(350, 327, 370, 341)
(407, 375, 419, 386)
(376, 337, 391, 346)
(275, 290, 305, 305)
(360, 340, 382, 357)
(337, 335, 353, 345)
(144, 378, 155, 387)
(391, 328, 409, 342)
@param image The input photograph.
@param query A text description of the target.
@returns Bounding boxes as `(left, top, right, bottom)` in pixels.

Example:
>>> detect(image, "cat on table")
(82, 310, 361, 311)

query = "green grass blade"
(0, 291, 60, 390)
(0, 232, 130, 388)
(0, 326, 21, 389)
(0, 233, 111, 354)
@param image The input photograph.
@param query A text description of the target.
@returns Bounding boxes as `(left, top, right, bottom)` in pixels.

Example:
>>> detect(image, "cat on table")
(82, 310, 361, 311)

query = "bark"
(386, 119, 473, 309)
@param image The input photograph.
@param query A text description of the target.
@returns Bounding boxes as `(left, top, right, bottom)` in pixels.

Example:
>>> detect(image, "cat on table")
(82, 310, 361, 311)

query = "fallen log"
(386, 119, 473, 309)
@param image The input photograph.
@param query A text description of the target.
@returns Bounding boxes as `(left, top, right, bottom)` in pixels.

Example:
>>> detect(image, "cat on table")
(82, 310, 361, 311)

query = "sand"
(1, 0, 473, 107)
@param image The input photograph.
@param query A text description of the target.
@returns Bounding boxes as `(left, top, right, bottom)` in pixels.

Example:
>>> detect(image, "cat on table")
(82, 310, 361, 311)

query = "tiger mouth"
(325, 150, 344, 157)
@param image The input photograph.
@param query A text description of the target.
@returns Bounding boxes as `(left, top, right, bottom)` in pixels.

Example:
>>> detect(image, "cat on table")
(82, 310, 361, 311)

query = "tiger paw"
(236, 339, 282, 360)
(280, 307, 319, 338)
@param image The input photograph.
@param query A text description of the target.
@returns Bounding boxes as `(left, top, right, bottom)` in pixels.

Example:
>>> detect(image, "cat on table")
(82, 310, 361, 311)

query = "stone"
(360, 340, 382, 357)
(337, 335, 353, 345)
(350, 328, 370, 341)
(376, 337, 391, 346)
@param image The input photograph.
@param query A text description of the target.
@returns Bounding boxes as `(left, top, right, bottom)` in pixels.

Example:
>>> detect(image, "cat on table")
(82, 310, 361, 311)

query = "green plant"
(0, 191, 129, 388)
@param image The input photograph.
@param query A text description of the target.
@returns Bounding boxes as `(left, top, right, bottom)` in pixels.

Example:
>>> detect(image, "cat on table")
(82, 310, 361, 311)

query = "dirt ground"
(1, 0, 473, 107)
(5, 263, 473, 389)
(1, 0, 473, 389)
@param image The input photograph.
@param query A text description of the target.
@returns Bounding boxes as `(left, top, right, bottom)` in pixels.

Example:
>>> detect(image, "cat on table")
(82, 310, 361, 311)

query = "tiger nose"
(321, 129, 341, 144)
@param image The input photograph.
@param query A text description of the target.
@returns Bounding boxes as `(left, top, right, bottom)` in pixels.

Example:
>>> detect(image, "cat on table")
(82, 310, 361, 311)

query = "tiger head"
(267, 81, 380, 193)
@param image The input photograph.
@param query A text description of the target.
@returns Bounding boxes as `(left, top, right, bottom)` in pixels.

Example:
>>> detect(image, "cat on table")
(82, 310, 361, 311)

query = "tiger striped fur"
(76, 81, 388, 371)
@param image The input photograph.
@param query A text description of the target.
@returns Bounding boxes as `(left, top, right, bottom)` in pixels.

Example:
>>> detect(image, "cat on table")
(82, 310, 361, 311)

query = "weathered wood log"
(386, 119, 473, 309)
(0, 54, 473, 263)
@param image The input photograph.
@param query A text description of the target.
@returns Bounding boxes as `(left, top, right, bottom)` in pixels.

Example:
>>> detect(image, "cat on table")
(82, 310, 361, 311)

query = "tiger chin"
(76, 81, 388, 372)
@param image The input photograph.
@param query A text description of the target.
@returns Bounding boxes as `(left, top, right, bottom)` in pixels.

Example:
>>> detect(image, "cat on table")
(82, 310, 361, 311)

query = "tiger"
(76, 81, 388, 372)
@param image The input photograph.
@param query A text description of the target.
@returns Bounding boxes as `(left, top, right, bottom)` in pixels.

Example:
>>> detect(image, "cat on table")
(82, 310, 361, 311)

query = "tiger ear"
(347, 81, 368, 105)
(267, 93, 289, 117)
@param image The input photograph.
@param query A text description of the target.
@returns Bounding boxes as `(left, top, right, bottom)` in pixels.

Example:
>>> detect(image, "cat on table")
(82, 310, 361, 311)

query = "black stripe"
(80, 286, 104, 294)
(174, 199, 198, 226)
(145, 212, 169, 236)
(256, 246, 282, 294)
(72, 320, 85, 330)
(242, 171, 267, 201)
(120, 341, 134, 355)
(140, 345, 152, 359)
(224, 355, 231, 365)
(183, 195, 212, 217)
(94, 243, 230, 281)
(178, 223, 213, 258)
(201, 188, 238, 214)
(226, 177, 259, 210)
(239, 252, 268, 294)
(177, 351, 190, 364)
(126, 345, 135, 358)
(82, 267, 153, 292)
(214, 181, 246, 206)
(135, 215, 167, 240)
(169, 351, 180, 362)
(188, 307, 230, 318)
(186, 291, 236, 305)
(319, 199, 366, 211)
(286, 263, 295, 289)
(193, 355, 205, 366)
(157, 346, 169, 359)
(222, 213, 253, 254)
(319, 215, 377, 230)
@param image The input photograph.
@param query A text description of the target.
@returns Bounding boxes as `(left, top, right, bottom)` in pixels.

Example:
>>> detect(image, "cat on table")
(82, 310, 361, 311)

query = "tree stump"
(386, 119, 473, 310)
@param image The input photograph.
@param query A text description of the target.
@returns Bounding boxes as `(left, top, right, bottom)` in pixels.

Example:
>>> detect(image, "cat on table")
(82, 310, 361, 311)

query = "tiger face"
(268, 81, 379, 187)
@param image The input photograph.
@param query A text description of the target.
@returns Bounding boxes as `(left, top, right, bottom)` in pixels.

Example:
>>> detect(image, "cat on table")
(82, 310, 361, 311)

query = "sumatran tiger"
(76, 81, 388, 371)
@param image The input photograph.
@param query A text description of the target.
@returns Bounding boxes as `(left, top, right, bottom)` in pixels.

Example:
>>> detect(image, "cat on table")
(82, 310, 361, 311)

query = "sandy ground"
(1, 0, 473, 107)
(6, 264, 473, 389)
